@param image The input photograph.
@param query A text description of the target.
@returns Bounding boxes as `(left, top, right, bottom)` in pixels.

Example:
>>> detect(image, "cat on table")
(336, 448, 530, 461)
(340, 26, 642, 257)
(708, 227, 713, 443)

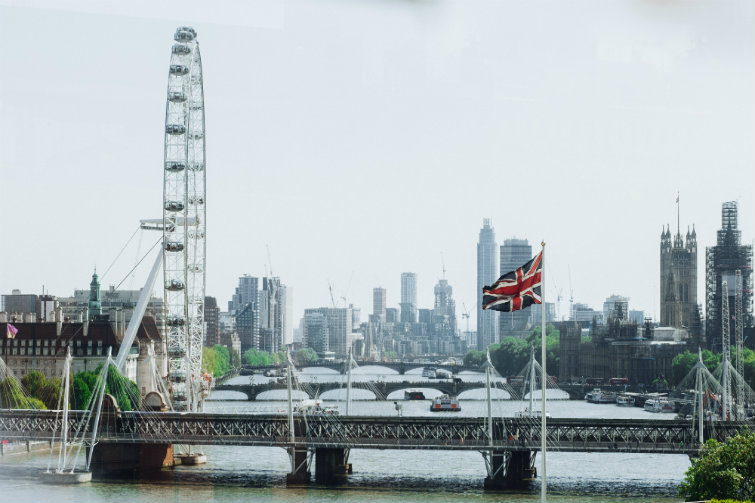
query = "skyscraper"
(230, 275, 259, 353)
(373, 287, 386, 323)
(433, 279, 457, 336)
(477, 218, 498, 350)
(705, 201, 753, 351)
(499, 238, 532, 338)
(204, 296, 220, 347)
(259, 277, 283, 353)
(400, 272, 417, 323)
(660, 223, 697, 329)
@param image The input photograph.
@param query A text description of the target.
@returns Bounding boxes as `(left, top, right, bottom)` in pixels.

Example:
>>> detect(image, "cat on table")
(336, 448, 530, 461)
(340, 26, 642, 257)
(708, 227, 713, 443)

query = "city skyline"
(1, 1, 753, 332)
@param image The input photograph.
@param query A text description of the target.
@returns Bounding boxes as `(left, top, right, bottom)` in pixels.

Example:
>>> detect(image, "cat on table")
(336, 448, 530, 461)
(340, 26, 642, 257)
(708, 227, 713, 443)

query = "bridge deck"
(1, 410, 749, 455)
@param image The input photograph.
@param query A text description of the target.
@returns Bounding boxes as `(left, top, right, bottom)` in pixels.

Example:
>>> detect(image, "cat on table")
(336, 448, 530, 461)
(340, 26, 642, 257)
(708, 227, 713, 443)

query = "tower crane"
(461, 303, 470, 334)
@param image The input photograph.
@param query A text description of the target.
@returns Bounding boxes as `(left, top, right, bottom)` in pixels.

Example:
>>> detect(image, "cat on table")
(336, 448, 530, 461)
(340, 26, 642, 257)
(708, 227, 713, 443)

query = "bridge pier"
(285, 447, 311, 486)
(314, 447, 351, 485)
(89, 443, 175, 476)
(483, 450, 536, 490)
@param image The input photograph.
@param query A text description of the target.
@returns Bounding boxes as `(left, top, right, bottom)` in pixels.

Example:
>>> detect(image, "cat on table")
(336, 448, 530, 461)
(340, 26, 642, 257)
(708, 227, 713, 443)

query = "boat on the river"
(292, 399, 339, 416)
(404, 390, 425, 400)
(430, 394, 461, 412)
(587, 389, 617, 404)
(422, 367, 437, 378)
(644, 398, 674, 413)
(616, 395, 635, 407)
(515, 407, 551, 418)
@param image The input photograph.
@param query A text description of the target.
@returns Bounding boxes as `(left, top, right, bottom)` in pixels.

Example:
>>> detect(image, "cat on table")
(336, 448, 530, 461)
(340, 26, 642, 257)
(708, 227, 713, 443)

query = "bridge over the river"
(241, 361, 478, 375)
(214, 380, 622, 400)
(1, 409, 750, 488)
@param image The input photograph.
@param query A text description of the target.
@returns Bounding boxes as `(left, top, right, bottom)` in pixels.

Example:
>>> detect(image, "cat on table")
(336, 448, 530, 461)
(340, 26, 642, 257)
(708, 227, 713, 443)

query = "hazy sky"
(1, 0, 753, 329)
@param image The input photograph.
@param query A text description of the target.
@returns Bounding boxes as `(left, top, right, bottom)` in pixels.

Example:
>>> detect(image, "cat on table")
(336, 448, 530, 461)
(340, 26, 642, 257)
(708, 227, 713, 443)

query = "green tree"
(462, 350, 486, 368)
(672, 351, 698, 386)
(294, 348, 319, 365)
(679, 432, 755, 501)
(21, 370, 46, 396)
(0, 377, 45, 409)
(21, 370, 62, 409)
(243, 348, 274, 366)
(202, 347, 217, 375)
(212, 345, 231, 376)
(229, 348, 241, 368)
(490, 337, 530, 375)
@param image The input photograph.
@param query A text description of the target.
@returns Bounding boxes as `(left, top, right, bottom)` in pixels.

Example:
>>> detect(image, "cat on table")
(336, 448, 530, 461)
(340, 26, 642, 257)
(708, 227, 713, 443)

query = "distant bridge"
(214, 381, 627, 401)
(240, 361, 478, 375)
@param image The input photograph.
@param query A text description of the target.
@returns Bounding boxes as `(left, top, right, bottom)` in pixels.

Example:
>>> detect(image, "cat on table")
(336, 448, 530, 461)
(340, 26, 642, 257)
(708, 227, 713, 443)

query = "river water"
(0, 367, 690, 502)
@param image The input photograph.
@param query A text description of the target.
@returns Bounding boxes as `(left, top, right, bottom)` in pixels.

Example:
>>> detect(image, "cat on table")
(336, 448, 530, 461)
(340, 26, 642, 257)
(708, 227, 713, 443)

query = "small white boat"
(293, 399, 339, 416)
(430, 394, 461, 412)
(587, 389, 617, 404)
(644, 398, 673, 413)
(616, 395, 635, 407)
(584, 388, 601, 401)
(515, 407, 551, 419)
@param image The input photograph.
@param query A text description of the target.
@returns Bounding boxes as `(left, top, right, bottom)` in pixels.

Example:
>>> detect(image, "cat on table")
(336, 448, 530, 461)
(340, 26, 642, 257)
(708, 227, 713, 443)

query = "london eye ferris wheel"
(162, 26, 206, 411)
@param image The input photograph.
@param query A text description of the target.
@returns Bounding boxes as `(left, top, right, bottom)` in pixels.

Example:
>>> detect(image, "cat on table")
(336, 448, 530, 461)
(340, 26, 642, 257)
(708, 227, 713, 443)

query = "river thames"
(0, 367, 690, 502)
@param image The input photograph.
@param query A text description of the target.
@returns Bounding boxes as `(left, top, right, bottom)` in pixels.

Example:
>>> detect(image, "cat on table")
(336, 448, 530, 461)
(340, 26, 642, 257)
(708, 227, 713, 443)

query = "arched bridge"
(240, 361, 478, 376)
(214, 379, 566, 401)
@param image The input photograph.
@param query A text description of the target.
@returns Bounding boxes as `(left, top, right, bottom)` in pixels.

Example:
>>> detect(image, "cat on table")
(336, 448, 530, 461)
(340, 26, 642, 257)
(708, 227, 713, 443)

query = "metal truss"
(0, 410, 751, 455)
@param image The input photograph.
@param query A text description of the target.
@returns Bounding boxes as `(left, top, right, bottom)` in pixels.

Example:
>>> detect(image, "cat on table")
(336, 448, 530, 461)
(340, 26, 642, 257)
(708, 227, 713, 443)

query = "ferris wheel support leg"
(115, 250, 163, 371)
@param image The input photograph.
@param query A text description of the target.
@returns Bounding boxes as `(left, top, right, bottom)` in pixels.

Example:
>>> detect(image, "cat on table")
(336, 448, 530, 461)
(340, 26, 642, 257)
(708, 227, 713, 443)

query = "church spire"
(89, 268, 102, 316)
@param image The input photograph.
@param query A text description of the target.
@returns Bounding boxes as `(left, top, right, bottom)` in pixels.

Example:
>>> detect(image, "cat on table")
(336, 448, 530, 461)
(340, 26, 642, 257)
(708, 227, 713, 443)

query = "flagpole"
(540, 241, 547, 503)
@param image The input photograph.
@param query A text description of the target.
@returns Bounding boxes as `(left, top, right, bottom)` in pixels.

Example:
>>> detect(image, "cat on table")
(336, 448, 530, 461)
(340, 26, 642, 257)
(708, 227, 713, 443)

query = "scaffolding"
(705, 202, 753, 352)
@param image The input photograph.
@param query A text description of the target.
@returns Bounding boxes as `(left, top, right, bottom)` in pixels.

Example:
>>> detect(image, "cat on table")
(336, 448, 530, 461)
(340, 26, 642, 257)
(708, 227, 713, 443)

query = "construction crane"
(568, 266, 574, 321)
(328, 282, 337, 309)
(461, 303, 470, 334)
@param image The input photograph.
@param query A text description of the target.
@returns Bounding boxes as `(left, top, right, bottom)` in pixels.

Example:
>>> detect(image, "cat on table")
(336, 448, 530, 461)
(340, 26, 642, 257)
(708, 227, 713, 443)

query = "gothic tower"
(659, 224, 697, 329)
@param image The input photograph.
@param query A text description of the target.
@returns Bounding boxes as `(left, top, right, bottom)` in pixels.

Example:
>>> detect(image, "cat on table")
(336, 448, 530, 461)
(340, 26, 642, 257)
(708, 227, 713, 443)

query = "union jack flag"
(482, 251, 542, 312)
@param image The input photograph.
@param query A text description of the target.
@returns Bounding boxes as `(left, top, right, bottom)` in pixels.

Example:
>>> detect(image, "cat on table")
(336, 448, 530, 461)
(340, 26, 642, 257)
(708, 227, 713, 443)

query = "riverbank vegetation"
(464, 323, 560, 376)
(679, 432, 755, 502)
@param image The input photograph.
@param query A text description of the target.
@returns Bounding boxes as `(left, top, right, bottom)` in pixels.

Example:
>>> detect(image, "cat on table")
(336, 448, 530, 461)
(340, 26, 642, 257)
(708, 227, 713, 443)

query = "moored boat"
(430, 394, 461, 412)
(616, 395, 635, 407)
(404, 390, 425, 400)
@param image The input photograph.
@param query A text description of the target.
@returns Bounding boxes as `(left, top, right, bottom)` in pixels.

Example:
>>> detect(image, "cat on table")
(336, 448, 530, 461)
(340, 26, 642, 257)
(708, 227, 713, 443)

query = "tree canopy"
(466, 323, 560, 377)
(679, 432, 755, 502)
(243, 348, 286, 366)
(202, 345, 232, 377)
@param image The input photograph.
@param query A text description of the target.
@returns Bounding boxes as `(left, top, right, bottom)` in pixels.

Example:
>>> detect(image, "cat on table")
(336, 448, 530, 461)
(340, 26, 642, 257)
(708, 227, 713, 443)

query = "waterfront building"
(705, 201, 753, 351)
(499, 238, 532, 338)
(228, 275, 258, 316)
(259, 277, 283, 353)
(204, 296, 220, 347)
(603, 295, 629, 322)
(571, 303, 603, 325)
(302, 310, 328, 354)
(660, 224, 698, 329)
(230, 275, 259, 354)
(433, 279, 457, 338)
(57, 272, 164, 327)
(529, 302, 556, 325)
(400, 272, 417, 324)
(1, 290, 38, 319)
(281, 286, 293, 347)
(373, 288, 386, 323)
(0, 311, 164, 397)
(477, 218, 498, 350)
(236, 302, 259, 354)
(303, 307, 352, 357)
